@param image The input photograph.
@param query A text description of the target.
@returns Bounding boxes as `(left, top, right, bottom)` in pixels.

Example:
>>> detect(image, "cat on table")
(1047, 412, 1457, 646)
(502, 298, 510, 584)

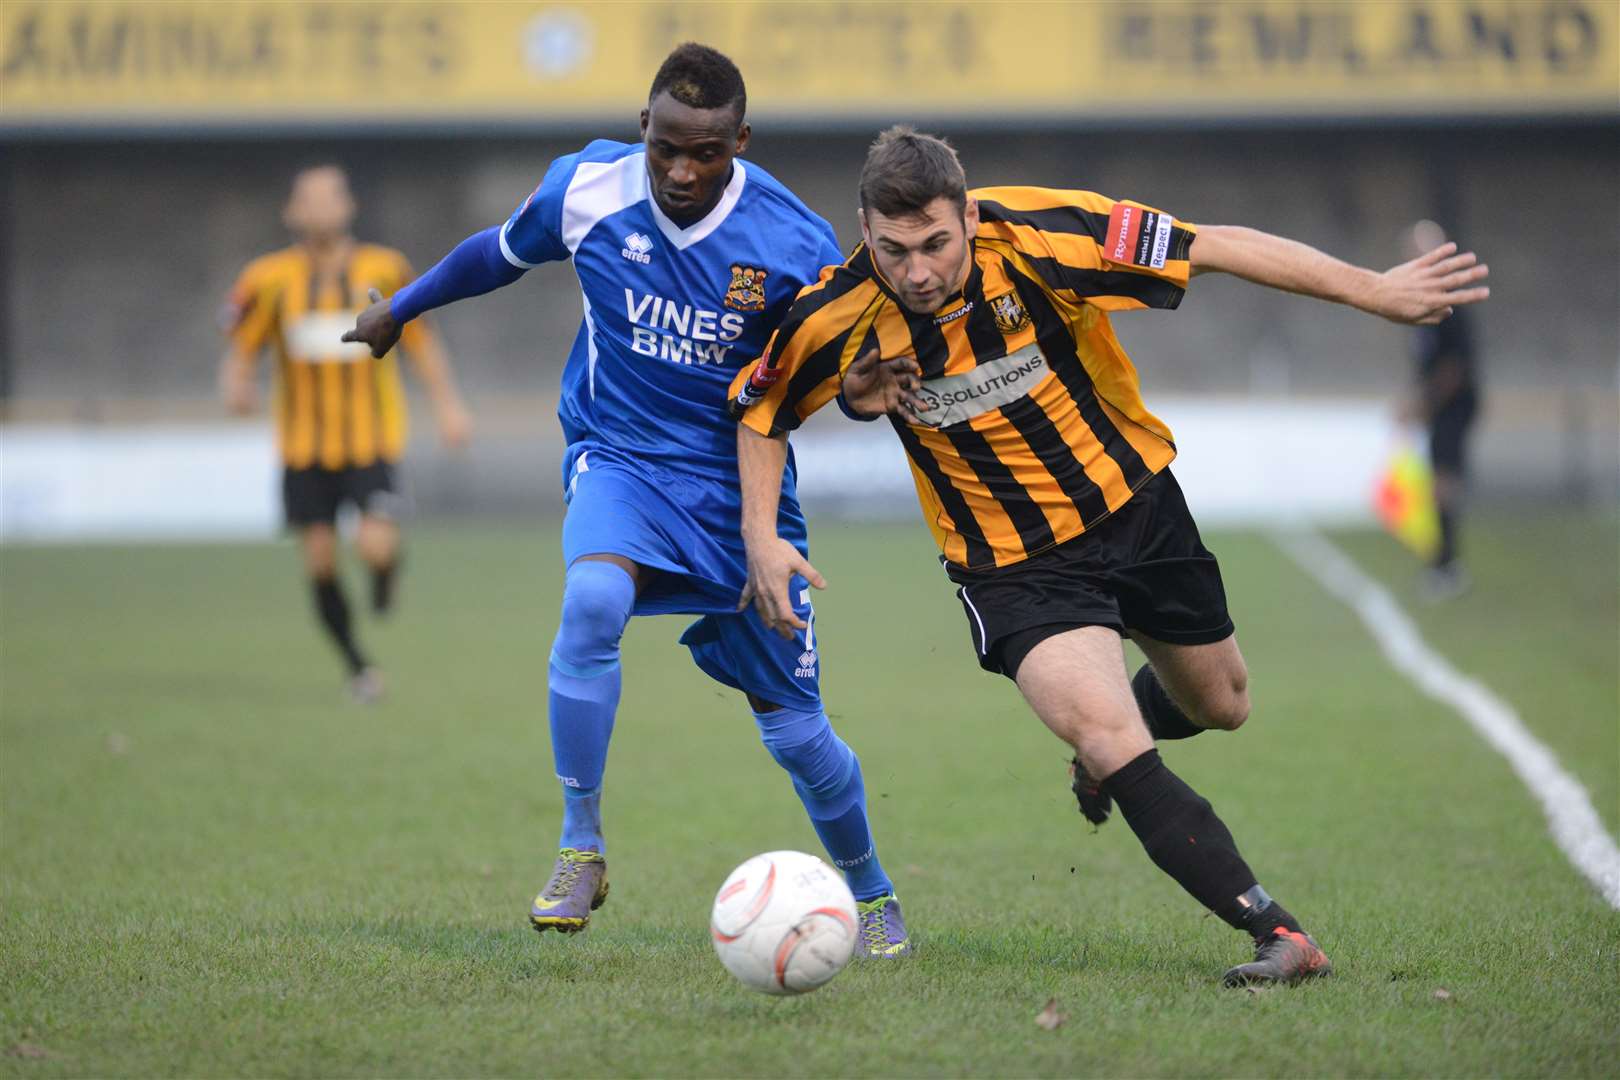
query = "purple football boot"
(855, 894, 911, 958)
(529, 848, 609, 934)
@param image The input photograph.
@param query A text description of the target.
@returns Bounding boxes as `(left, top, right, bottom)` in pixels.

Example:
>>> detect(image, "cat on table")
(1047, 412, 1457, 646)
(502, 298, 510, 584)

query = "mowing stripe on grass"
(1272, 527, 1620, 909)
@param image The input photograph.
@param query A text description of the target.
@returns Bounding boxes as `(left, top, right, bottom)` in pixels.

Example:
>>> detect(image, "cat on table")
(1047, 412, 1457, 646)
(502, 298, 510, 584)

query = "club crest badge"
(989, 290, 1031, 334)
(724, 264, 768, 312)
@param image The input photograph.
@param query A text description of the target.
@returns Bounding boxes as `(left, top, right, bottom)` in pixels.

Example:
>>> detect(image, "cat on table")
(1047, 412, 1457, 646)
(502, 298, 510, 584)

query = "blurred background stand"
(1, 0, 1616, 541)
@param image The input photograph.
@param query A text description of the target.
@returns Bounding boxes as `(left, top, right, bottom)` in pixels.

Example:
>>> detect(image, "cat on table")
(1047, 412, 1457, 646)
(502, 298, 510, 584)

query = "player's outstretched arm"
(342, 226, 524, 359)
(384, 288, 473, 449)
(737, 425, 826, 639)
(1189, 225, 1489, 325)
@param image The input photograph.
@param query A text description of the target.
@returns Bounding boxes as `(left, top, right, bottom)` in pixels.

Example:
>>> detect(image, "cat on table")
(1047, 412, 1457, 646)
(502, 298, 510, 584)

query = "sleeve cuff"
(835, 392, 882, 422)
(498, 222, 540, 270)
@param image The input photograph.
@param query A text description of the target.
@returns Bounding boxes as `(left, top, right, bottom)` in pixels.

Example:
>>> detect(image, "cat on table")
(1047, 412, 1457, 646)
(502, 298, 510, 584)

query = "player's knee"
(552, 561, 636, 672)
(356, 521, 397, 565)
(755, 707, 853, 801)
(303, 548, 338, 580)
(1073, 714, 1155, 778)
(301, 527, 338, 578)
(1037, 697, 1101, 744)
(1198, 678, 1250, 731)
(1206, 696, 1250, 731)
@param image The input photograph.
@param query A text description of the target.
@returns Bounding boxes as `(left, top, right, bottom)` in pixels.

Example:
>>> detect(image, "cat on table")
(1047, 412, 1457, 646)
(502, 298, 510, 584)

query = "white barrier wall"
(791, 396, 1388, 527)
(1, 425, 279, 541)
(0, 398, 1388, 542)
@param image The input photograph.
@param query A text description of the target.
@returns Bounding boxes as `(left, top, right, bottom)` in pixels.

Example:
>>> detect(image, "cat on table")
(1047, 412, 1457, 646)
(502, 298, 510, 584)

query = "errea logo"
(621, 232, 653, 264)
(794, 605, 817, 678)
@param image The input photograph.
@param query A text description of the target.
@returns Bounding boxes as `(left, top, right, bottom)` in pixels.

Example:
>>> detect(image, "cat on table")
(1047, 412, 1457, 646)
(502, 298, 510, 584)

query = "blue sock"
(755, 706, 895, 902)
(803, 758, 892, 902)
(549, 560, 636, 854)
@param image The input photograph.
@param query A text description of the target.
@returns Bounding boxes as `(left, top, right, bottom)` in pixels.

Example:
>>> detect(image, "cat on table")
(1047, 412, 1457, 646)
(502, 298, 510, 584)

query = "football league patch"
(1105, 203, 1175, 270)
(724, 264, 768, 312)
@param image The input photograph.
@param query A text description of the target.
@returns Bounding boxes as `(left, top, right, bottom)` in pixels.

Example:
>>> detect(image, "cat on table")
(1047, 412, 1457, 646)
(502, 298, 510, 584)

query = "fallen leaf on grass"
(1433, 988, 1453, 1001)
(7, 1042, 49, 1059)
(1034, 998, 1067, 1031)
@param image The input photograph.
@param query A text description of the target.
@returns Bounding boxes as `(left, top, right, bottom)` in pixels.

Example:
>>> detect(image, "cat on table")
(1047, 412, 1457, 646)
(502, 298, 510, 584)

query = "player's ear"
(639, 108, 650, 140)
(734, 120, 751, 156)
(962, 197, 979, 236)
(858, 208, 872, 248)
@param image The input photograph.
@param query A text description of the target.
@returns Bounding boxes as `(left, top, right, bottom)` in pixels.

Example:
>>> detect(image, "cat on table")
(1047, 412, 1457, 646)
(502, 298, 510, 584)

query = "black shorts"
(1429, 390, 1479, 475)
(282, 463, 402, 528)
(946, 469, 1234, 679)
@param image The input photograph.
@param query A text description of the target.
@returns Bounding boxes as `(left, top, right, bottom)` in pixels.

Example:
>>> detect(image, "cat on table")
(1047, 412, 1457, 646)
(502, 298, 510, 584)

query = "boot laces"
(858, 898, 892, 950)
(546, 851, 586, 898)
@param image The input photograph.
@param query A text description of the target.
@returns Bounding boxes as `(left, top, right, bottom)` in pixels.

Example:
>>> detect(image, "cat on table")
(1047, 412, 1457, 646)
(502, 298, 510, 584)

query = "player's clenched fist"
(342, 287, 404, 359)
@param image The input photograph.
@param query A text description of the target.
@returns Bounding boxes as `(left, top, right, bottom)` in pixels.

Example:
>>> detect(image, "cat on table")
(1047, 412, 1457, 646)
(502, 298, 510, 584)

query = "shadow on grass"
(267, 911, 1215, 988)
(265, 913, 715, 982)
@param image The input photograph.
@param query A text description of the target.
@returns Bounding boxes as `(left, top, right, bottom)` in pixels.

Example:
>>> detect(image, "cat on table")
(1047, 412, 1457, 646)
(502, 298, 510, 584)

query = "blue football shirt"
(499, 139, 844, 482)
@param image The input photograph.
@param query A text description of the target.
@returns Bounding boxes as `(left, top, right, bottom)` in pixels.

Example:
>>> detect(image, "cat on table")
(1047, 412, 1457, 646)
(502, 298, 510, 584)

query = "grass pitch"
(2, 512, 1616, 1077)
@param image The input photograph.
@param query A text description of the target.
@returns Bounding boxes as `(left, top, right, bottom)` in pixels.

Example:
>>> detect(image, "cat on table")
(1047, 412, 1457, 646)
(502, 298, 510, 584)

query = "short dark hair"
(859, 126, 967, 218)
(648, 43, 747, 121)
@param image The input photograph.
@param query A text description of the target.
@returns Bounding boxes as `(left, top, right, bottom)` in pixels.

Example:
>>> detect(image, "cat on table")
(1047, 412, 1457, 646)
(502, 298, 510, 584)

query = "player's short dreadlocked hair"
(648, 43, 747, 121)
(859, 126, 967, 219)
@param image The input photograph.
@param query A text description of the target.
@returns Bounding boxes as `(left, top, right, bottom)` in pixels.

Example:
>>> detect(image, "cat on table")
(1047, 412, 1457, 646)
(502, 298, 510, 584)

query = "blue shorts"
(560, 442, 822, 710)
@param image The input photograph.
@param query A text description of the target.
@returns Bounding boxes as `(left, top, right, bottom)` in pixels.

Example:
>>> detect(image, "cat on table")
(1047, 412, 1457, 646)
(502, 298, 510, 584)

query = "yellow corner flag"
(1374, 439, 1440, 560)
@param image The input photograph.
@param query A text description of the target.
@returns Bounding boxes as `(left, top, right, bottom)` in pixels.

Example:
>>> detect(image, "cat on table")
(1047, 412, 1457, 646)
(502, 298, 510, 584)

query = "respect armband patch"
(1104, 204, 1175, 270)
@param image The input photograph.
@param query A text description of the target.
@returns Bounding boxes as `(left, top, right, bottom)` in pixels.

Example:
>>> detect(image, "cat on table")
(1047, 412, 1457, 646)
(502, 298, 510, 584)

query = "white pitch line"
(1271, 527, 1620, 909)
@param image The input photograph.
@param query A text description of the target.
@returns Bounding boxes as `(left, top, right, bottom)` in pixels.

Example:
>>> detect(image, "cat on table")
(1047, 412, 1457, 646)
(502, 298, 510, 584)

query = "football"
(709, 850, 859, 995)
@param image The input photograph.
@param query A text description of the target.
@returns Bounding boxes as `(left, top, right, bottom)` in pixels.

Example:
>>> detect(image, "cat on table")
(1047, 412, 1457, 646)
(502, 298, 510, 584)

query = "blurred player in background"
(733, 128, 1489, 987)
(1401, 219, 1483, 599)
(220, 165, 472, 702)
(343, 46, 909, 954)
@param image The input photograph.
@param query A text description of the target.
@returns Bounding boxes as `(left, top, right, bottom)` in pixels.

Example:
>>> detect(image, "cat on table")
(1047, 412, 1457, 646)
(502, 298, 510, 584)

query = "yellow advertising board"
(2, 1, 1616, 128)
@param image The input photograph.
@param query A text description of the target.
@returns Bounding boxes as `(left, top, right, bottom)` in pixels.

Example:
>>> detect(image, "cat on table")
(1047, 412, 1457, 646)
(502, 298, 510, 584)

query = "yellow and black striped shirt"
(225, 243, 433, 470)
(732, 187, 1196, 571)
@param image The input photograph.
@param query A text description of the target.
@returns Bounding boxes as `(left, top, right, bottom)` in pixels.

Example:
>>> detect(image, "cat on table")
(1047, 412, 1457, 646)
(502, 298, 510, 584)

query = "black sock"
(1435, 506, 1459, 569)
(370, 559, 399, 615)
(1132, 665, 1205, 740)
(1102, 749, 1301, 940)
(312, 577, 368, 675)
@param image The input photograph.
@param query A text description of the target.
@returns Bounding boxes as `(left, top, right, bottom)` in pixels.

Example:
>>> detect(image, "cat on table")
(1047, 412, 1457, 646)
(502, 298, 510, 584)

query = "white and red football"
(709, 850, 858, 995)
